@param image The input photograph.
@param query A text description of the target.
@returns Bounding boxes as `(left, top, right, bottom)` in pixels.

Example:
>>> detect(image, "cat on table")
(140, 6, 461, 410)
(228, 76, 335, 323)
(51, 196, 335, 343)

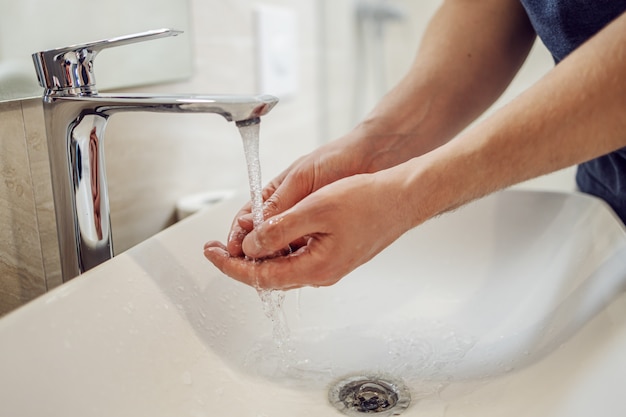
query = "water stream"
(237, 120, 292, 362)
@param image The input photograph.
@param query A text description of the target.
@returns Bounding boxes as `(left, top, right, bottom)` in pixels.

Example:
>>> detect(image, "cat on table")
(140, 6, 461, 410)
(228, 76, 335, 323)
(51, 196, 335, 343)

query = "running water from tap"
(237, 119, 292, 358)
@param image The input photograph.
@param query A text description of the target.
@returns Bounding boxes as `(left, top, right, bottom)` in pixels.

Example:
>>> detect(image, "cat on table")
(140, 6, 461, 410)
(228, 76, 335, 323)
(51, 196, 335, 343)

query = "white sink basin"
(1, 189, 626, 416)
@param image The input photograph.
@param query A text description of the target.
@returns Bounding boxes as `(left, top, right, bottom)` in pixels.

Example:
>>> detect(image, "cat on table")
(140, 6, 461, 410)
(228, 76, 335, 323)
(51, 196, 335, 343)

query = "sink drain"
(329, 375, 411, 416)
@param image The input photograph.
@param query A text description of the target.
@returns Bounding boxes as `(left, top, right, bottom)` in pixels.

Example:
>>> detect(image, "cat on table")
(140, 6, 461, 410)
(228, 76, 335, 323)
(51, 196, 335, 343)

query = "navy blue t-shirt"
(519, 0, 626, 224)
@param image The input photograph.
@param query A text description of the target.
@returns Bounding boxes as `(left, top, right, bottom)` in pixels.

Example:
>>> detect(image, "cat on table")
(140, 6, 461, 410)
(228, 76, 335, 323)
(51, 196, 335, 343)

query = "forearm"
(398, 11, 626, 227)
(353, 0, 536, 173)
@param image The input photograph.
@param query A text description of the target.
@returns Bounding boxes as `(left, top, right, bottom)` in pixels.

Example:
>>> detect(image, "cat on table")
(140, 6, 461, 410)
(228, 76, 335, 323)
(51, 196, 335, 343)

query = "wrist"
(346, 81, 464, 173)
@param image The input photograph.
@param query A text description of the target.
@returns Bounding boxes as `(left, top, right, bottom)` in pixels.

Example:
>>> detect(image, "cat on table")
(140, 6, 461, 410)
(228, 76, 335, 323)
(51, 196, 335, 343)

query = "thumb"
(242, 205, 321, 259)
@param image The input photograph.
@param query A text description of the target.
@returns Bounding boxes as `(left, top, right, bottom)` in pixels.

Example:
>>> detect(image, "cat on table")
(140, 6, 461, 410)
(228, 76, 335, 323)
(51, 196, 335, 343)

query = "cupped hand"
(204, 170, 413, 290)
(224, 136, 370, 258)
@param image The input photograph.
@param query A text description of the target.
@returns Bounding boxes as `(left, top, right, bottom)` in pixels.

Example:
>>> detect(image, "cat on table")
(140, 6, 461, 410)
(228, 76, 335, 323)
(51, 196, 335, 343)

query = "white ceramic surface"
(1, 189, 626, 417)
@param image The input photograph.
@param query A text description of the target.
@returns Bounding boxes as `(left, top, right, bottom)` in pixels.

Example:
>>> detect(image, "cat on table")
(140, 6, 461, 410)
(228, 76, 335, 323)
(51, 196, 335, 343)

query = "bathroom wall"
(0, 0, 576, 316)
(0, 100, 59, 315)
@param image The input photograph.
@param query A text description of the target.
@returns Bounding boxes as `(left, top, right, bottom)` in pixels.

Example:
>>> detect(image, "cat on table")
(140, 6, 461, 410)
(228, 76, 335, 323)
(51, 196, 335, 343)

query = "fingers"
(225, 169, 308, 256)
(226, 202, 251, 256)
(240, 202, 326, 259)
(204, 239, 339, 290)
(263, 170, 311, 219)
(203, 245, 293, 289)
(225, 172, 289, 256)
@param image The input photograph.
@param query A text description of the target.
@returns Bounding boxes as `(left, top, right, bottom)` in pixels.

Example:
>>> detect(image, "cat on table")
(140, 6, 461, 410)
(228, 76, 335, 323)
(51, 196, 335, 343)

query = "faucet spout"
(43, 93, 278, 281)
(34, 29, 279, 282)
(47, 93, 278, 122)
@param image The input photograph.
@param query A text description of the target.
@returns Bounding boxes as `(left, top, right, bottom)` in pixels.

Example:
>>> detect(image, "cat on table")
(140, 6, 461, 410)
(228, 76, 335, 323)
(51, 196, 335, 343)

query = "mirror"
(0, 0, 192, 102)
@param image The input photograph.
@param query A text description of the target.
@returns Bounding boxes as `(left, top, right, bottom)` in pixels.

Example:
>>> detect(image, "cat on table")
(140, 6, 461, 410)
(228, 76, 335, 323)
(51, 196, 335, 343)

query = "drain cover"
(329, 375, 411, 416)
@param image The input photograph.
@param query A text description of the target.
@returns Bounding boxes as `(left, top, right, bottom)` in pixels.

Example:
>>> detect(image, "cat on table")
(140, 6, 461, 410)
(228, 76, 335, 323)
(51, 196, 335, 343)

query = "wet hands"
(203, 128, 416, 290)
(203, 171, 410, 290)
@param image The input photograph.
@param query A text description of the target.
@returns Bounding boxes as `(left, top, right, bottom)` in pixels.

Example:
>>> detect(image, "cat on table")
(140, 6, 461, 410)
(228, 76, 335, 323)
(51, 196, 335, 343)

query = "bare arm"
(355, 0, 536, 172)
(398, 9, 626, 227)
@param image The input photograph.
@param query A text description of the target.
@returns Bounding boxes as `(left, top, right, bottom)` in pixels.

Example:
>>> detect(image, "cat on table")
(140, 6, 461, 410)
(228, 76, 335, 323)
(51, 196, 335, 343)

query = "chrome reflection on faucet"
(69, 115, 111, 265)
(32, 29, 278, 281)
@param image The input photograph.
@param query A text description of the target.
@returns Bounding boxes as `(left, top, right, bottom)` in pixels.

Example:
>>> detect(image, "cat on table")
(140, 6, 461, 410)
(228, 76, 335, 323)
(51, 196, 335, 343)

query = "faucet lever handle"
(32, 28, 182, 94)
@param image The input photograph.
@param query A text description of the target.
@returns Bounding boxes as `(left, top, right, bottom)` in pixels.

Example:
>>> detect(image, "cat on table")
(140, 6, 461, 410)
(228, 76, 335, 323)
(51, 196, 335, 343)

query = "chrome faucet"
(32, 29, 278, 282)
